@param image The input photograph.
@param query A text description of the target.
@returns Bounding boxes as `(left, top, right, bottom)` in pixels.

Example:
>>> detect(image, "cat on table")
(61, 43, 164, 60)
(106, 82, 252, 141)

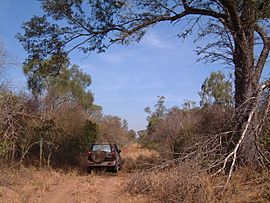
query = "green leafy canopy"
(198, 71, 233, 107)
(45, 63, 94, 109)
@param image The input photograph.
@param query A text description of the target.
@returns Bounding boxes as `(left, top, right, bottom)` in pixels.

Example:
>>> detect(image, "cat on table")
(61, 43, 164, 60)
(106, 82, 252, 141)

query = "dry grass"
(124, 163, 208, 203)
(0, 165, 71, 203)
(72, 174, 102, 203)
(123, 155, 163, 172)
(121, 143, 159, 160)
(124, 164, 270, 203)
(72, 172, 154, 203)
(121, 143, 161, 172)
(220, 167, 270, 203)
(2, 144, 269, 203)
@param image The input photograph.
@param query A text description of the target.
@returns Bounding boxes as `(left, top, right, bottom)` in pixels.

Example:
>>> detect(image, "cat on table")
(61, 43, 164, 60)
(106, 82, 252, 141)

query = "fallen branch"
(215, 80, 270, 190)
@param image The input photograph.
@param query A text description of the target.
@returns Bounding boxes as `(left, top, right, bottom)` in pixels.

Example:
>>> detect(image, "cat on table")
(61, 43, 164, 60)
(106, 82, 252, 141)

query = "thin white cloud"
(98, 52, 126, 64)
(142, 31, 173, 49)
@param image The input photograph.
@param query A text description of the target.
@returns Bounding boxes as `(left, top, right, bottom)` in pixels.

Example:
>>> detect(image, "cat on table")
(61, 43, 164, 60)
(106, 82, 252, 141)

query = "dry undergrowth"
(72, 172, 154, 203)
(1, 144, 268, 203)
(121, 143, 161, 172)
(121, 143, 159, 160)
(124, 164, 270, 203)
(0, 166, 72, 203)
(0, 143, 158, 203)
(72, 173, 103, 203)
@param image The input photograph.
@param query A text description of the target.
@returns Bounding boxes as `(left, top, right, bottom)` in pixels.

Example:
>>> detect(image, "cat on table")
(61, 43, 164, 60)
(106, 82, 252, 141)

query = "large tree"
(23, 58, 95, 111)
(17, 0, 270, 165)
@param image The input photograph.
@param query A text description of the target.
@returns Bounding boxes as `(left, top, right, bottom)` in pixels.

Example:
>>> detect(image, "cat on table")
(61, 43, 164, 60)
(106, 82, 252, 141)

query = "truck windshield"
(92, 144, 111, 152)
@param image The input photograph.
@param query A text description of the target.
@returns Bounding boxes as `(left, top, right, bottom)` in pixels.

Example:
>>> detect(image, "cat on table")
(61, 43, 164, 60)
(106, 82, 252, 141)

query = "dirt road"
(40, 172, 150, 203)
(0, 144, 155, 203)
(41, 178, 78, 203)
(39, 144, 157, 203)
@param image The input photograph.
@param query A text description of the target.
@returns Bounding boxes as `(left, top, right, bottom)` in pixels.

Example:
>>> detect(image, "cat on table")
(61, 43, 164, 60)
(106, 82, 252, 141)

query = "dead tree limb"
(215, 80, 270, 189)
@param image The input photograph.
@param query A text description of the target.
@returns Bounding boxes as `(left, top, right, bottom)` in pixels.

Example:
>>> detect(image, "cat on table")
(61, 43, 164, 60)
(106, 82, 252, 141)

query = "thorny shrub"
(123, 155, 162, 172)
(125, 163, 209, 203)
(141, 105, 233, 161)
(124, 164, 270, 203)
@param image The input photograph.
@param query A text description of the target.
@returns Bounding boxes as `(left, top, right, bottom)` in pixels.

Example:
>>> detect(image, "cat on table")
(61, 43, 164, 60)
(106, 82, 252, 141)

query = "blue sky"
(0, 1, 228, 131)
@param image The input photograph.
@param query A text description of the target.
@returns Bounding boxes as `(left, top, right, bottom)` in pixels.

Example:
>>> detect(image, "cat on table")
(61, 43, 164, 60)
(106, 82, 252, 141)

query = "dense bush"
(0, 86, 133, 167)
(0, 88, 37, 163)
(141, 104, 233, 160)
(52, 120, 99, 166)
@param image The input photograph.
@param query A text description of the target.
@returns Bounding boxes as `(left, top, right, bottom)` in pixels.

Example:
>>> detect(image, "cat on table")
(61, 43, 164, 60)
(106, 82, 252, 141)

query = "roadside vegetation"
(1, 0, 270, 202)
(1, 42, 270, 203)
(0, 50, 135, 168)
(123, 72, 270, 202)
(0, 166, 67, 203)
(125, 165, 270, 203)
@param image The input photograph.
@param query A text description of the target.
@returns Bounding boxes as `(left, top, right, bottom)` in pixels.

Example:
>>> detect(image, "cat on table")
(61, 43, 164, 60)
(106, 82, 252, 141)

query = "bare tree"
(0, 89, 37, 163)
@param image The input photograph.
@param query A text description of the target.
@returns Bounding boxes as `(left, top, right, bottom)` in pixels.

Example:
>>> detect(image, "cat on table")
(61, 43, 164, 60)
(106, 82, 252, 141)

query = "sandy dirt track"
(0, 144, 156, 203)
(40, 172, 150, 203)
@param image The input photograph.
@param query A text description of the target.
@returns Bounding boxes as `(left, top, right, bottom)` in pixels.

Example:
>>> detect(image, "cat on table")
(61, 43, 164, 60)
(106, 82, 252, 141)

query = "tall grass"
(124, 164, 270, 203)
(0, 165, 66, 202)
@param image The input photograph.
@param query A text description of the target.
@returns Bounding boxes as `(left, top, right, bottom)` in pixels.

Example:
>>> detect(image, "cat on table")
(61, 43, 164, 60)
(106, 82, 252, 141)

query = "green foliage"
(182, 99, 196, 110)
(27, 119, 63, 165)
(79, 120, 99, 151)
(198, 71, 233, 107)
(55, 120, 99, 166)
(143, 96, 169, 151)
(26, 115, 100, 167)
(46, 64, 94, 109)
(144, 96, 167, 129)
(23, 55, 69, 95)
(17, 0, 270, 71)
(0, 85, 100, 166)
(23, 56, 97, 111)
(0, 68, 133, 167)
(32, 119, 61, 141)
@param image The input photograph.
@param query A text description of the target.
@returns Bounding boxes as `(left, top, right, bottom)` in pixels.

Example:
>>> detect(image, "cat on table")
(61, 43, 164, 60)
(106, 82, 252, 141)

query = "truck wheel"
(87, 166, 93, 173)
(112, 164, 119, 173)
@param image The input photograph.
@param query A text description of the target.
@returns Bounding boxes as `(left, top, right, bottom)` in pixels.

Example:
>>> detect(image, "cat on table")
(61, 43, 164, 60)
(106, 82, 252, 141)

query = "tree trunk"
(231, 33, 260, 165)
(47, 151, 52, 168)
(224, 1, 264, 165)
(40, 138, 43, 168)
